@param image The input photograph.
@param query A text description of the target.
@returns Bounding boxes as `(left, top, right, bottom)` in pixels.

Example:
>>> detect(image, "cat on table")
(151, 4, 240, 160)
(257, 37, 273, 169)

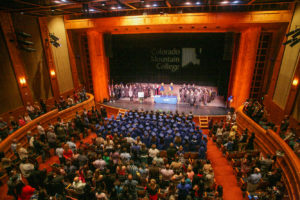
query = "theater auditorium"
(0, 0, 299, 200)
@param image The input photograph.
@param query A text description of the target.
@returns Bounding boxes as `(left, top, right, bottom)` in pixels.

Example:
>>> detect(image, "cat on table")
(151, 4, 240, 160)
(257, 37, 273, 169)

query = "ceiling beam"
(123, 2, 136, 9)
(165, 0, 172, 8)
(248, 0, 256, 4)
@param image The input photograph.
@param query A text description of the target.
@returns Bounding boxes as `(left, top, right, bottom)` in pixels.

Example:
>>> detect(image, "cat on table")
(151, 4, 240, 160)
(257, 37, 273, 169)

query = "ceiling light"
(117, 5, 122, 9)
(185, 2, 191, 5)
(89, 8, 95, 12)
(232, 0, 240, 3)
(111, 6, 116, 10)
(153, 3, 157, 7)
(101, 3, 106, 6)
(220, 1, 229, 4)
(145, 4, 151, 7)
(196, 2, 201, 5)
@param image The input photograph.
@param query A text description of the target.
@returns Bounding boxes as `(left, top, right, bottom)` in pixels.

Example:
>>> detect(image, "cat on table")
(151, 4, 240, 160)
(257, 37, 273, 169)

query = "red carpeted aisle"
(205, 132, 244, 200)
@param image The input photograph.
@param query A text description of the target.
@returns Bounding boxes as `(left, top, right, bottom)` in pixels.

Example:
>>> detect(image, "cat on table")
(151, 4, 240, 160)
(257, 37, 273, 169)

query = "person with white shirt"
(149, 144, 160, 164)
(72, 177, 86, 194)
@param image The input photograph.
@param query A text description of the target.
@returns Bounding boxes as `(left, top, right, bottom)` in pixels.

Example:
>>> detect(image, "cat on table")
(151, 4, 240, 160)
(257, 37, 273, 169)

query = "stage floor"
(104, 97, 229, 116)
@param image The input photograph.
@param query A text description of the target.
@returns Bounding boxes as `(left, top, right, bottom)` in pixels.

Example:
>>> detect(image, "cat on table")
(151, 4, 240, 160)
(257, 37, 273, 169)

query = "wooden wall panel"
(47, 16, 74, 93)
(11, 13, 53, 101)
(273, 4, 300, 109)
(0, 27, 23, 114)
(87, 31, 109, 102)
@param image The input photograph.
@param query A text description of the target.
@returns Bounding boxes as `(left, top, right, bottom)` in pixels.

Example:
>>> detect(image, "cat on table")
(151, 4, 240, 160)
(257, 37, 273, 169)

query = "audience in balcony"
(243, 99, 300, 158)
(210, 111, 286, 199)
(0, 88, 88, 143)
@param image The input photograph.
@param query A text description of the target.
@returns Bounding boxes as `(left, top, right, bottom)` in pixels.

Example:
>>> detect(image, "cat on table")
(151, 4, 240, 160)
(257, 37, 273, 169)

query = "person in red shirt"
(63, 144, 73, 161)
(16, 181, 35, 200)
(18, 116, 26, 127)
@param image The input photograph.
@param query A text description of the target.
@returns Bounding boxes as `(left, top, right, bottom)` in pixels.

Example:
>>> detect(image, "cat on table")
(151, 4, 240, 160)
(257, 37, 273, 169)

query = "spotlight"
(283, 38, 295, 45)
(111, 6, 116, 10)
(185, 2, 191, 5)
(18, 40, 34, 45)
(292, 79, 299, 86)
(117, 5, 122, 9)
(232, 0, 240, 4)
(292, 30, 300, 38)
(290, 38, 300, 47)
(153, 3, 157, 7)
(286, 28, 300, 37)
(196, 2, 201, 5)
(145, 4, 151, 8)
(49, 33, 59, 41)
(17, 32, 32, 38)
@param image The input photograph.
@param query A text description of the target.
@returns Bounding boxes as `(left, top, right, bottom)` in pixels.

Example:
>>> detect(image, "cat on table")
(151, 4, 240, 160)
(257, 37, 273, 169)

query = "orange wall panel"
(87, 31, 109, 102)
(231, 27, 261, 108)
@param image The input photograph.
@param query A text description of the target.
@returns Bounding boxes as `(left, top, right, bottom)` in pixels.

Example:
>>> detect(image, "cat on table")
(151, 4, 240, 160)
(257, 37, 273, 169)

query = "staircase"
(117, 108, 128, 117)
(199, 116, 209, 129)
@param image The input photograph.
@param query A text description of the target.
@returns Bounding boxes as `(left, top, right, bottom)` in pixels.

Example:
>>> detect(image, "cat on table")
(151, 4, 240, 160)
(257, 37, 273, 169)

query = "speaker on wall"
(103, 32, 113, 58)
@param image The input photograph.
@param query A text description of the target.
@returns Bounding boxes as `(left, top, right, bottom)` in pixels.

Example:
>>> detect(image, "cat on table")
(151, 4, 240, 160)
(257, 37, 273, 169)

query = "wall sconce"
(19, 77, 26, 86)
(292, 78, 298, 86)
(50, 70, 56, 77)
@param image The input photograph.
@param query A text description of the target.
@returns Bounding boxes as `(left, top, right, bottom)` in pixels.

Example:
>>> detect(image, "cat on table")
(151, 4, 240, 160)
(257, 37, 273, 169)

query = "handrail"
(0, 93, 95, 158)
(236, 106, 300, 200)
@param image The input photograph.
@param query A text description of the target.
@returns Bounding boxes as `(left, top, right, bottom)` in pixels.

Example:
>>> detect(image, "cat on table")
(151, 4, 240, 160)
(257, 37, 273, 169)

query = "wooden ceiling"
(0, 0, 296, 18)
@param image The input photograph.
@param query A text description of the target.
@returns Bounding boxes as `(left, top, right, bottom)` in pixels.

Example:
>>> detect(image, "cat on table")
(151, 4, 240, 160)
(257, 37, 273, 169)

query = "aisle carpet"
(205, 130, 244, 200)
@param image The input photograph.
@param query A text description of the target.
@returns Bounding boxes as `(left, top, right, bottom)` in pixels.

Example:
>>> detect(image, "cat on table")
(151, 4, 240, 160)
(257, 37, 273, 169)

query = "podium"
(154, 95, 177, 105)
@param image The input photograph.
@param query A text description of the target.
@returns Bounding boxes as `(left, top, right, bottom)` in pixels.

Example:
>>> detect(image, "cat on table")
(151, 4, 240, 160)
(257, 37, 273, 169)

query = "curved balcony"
(236, 106, 300, 200)
(0, 93, 95, 158)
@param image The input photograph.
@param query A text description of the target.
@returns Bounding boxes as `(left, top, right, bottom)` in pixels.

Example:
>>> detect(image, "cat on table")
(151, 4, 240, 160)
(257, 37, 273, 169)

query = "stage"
(104, 96, 229, 116)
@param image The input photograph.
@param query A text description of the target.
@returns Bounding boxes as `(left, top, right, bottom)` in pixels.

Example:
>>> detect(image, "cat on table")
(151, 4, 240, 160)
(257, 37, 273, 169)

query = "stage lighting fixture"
(145, 4, 151, 8)
(18, 40, 34, 45)
(289, 38, 300, 47)
(17, 32, 32, 38)
(292, 30, 300, 38)
(283, 38, 295, 45)
(111, 6, 116, 10)
(232, 1, 240, 4)
(185, 2, 191, 5)
(117, 5, 122, 9)
(196, 2, 201, 5)
(286, 28, 300, 37)
(153, 3, 157, 7)
(20, 46, 36, 52)
(49, 33, 59, 41)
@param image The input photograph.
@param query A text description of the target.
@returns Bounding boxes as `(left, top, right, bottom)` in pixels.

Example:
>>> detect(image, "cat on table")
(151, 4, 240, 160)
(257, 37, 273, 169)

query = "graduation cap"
(113, 128, 118, 132)
(171, 119, 175, 123)
(121, 126, 126, 131)
(129, 128, 134, 132)
(138, 124, 144, 129)
(162, 127, 167, 131)
(176, 133, 181, 137)
(151, 132, 156, 136)
(107, 125, 112, 129)
(184, 136, 189, 140)
(189, 128, 195, 133)
(192, 135, 198, 139)
(159, 133, 164, 138)
(126, 124, 131, 129)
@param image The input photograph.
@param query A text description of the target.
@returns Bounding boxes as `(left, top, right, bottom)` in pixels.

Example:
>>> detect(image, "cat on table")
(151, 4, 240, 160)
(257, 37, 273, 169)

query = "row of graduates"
(110, 83, 156, 100)
(96, 110, 207, 152)
(179, 85, 217, 106)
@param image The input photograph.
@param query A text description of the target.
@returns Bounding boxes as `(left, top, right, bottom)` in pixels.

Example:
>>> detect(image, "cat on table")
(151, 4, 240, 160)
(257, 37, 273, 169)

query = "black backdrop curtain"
(109, 33, 232, 96)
